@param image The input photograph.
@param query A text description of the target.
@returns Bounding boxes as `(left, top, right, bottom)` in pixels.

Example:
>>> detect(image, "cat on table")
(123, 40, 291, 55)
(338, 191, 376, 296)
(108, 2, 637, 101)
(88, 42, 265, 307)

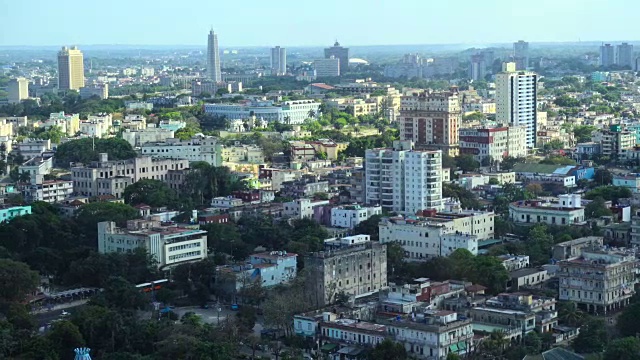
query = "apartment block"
(305, 235, 387, 307)
(79, 83, 109, 100)
(559, 247, 637, 314)
(459, 126, 527, 164)
(399, 88, 461, 156)
(140, 136, 221, 166)
(365, 141, 443, 214)
(495, 62, 538, 148)
(7, 77, 29, 104)
(45, 112, 80, 136)
(283, 198, 330, 220)
(379, 201, 495, 260)
(509, 194, 585, 226)
(314, 58, 341, 77)
(122, 128, 174, 147)
(379, 311, 473, 359)
(23, 180, 74, 203)
(330, 204, 382, 229)
(16, 139, 52, 160)
(71, 153, 189, 198)
(98, 219, 207, 269)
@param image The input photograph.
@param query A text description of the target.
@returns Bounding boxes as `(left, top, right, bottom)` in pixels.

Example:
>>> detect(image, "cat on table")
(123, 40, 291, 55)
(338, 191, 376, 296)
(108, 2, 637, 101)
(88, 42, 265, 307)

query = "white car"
(60, 310, 70, 317)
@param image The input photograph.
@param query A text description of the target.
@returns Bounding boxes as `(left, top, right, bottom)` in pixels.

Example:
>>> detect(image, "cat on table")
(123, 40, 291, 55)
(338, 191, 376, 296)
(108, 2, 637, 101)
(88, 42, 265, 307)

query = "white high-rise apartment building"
(365, 141, 442, 214)
(207, 30, 221, 82)
(58, 46, 85, 90)
(7, 77, 29, 104)
(600, 44, 615, 67)
(270, 46, 287, 76)
(616, 43, 634, 68)
(496, 62, 538, 148)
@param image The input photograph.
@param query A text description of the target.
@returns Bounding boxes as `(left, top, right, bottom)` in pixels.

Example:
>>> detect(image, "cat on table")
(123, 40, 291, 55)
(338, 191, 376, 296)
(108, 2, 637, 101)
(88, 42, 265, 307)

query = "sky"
(0, 0, 637, 47)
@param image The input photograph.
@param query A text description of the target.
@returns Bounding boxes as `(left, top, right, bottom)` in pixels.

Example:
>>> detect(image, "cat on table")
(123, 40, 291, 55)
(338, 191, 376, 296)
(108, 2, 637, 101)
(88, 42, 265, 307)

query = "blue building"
(0, 205, 31, 223)
(216, 251, 298, 294)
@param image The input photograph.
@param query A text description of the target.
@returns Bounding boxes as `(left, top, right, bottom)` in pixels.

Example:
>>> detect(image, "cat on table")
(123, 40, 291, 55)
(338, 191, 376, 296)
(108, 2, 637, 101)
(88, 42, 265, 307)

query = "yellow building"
(325, 98, 379, 117)
(58, 46, 85, 90)
(308, 140, 349, 160)
(0, 120, 13, 137)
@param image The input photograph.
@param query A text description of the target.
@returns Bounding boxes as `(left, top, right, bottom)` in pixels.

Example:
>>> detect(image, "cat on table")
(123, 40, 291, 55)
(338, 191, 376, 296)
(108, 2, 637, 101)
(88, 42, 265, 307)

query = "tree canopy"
(55, 138, 137, 167)
(124, 179, 180, 209)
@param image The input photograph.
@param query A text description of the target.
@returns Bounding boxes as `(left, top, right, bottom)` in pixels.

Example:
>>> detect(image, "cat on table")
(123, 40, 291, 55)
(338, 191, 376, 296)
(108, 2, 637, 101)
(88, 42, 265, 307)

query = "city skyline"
(2, 0, 639, 46)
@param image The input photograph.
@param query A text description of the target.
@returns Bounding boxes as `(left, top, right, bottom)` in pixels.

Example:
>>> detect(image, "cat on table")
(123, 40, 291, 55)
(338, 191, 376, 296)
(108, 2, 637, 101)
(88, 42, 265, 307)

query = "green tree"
(539, 156, 576, 165)
(123, 179, 180, 208)
(455, 154, 480, 173)
(574, 125, 596, 143)
(558, 301, 586, 327)
(554, 95, 581, 107)
(604, 337, 640, 360)
(368, 339, 408, 360)
(0, 259, 39, 302)
(573, 318, 607, 353)
(585, 186, 631, 203)
(593, 169, 614, 186)
(74, 202, 140, 241)
(617, 303, 640, 337)
(585, 197, 613, 219)
(99, 276, 148, 310)
(54, 137, 137, 167)
(500, 156, 525, 170)
(353, 215, 383, 241)
(46, 320, 85, 359)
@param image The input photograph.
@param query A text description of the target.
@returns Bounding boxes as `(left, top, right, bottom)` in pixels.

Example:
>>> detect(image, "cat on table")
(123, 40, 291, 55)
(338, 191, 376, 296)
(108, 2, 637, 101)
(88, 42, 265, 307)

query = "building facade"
(140, 136, 221, 166)
(207, 30, 221, 82)
(204, 100, 320, 124)
(71, 153, 189, 198)
(270, 46, 287, 76)
(330, 205, 382, 229)
(314, 58, 340, 77)
(98, 220, 207, 269)
(559, 248, 636, 314)
(57, 46, 85, 90)
(459, 126, 527, 164)
(379, 205, 495, 260)
(495, 62, 538, 148)
(399, 88, 461, 156)
(324, 41, 349, 72)
(305, 235, 387, 307)
(509, 194, 585, 226)
(513, 40, 529, 70)
(365, 141, 443, 214)
(7, 77, 29, 104)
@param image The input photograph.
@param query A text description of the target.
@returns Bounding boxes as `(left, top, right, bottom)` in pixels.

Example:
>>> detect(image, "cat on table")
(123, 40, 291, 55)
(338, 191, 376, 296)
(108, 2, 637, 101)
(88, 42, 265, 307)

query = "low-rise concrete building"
(0, 205, 31, 222)
(552, 236, 604, 260)
(509, 268, 548, 290)
(509, 194, 585, 226)
(330, 204, 382, 229)
(283, 198, 330, 220)
(379, 201, 494, 260)
(216, 251, 297, 295)
(140, 136, 221, 166)
(98, 219, 208, 269)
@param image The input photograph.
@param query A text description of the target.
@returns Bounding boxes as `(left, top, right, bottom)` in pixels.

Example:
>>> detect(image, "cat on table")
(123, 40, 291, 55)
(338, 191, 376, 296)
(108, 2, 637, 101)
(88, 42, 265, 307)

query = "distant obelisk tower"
(207, 29, 222, 82)
(74, 348, 92, 360)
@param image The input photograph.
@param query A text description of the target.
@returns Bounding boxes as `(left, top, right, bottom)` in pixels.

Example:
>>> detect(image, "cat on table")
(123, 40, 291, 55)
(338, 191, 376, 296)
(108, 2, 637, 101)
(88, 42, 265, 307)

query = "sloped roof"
(513, 163, 563, 174)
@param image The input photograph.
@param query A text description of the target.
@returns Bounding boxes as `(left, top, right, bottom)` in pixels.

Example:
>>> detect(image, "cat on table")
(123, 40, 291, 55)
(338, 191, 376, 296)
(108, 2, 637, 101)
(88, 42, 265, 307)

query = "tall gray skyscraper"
(207, 30, 221, 82)
(324, 41, 349, 73)
(616, 43, 634, 68)
(513, 40, 529, 70)
(270, 46, 287, 76)
(600, 44, 615, 67)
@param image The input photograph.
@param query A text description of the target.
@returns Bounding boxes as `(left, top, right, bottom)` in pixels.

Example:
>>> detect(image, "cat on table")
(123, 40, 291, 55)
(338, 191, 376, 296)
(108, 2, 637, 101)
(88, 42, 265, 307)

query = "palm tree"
(559, 301, 585, 327)
(18, 171, 30, 184)
(307, 109, 316, 119)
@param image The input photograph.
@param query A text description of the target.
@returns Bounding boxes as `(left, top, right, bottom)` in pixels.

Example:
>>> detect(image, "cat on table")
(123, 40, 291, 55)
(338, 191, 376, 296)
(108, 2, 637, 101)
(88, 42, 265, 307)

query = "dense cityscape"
(3, 5, 640, 360)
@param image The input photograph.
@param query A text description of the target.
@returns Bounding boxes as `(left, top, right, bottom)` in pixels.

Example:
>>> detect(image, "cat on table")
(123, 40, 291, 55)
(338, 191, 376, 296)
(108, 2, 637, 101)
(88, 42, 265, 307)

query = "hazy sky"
(0, 0, 636, 47)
